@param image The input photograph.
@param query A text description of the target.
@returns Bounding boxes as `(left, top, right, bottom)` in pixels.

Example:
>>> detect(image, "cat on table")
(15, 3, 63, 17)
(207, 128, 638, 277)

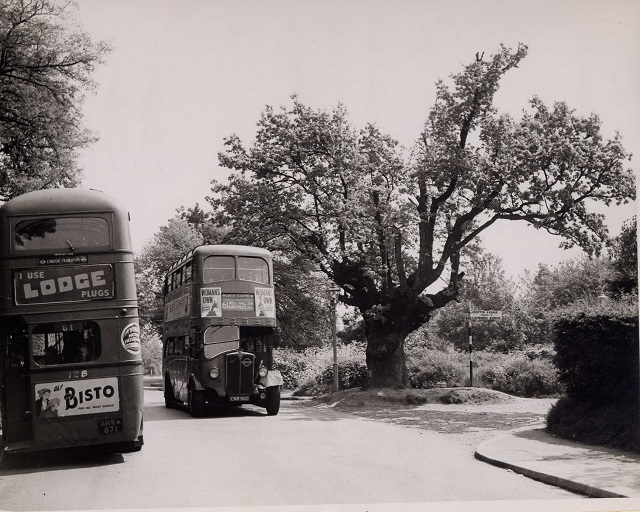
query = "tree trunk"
(366, 337, 408, 388)
(364, 314, 410, 388)
(362, 292, 433, 388)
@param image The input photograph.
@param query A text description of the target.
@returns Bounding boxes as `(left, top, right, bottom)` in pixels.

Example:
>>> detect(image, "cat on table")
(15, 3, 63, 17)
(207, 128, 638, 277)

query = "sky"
(73, 0, 639, 280)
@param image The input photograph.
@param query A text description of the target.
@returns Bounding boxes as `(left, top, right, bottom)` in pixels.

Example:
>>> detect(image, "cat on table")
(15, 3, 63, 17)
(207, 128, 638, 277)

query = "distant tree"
(516, 257, 617, 346)
(136, 216, 204, 333)
(210, 45, 635, 387)
(273, 256, 332, 349)
(432, 252, 522, 352)
(140, 326, 163, 375)
(609, 216, 638, 295)
(0, 0, 110, 200)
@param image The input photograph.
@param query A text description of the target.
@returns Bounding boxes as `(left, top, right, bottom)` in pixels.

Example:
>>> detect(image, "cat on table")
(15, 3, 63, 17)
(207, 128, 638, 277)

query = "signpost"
(467, 309, 503, 386)
(469, 310, 503, 320)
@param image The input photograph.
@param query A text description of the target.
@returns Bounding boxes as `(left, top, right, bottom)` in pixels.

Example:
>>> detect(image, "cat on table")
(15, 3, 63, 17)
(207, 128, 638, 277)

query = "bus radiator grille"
(226, 352, 255, 395)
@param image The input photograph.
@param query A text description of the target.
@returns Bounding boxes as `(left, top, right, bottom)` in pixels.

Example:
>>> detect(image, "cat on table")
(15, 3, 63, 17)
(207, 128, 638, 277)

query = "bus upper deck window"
(203, 256, 235, 283)
(14, 217, 110, 252)
(237, 257, 269, 284)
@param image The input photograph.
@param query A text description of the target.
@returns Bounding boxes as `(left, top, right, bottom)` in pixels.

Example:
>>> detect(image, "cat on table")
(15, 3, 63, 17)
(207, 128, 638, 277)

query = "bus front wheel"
(188, 384, 205, 417)
(265, 386, 281, 416)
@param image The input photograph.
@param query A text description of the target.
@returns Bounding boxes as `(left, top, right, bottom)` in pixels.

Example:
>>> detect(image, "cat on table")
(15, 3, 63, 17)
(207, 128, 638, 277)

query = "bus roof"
(0, 188, 128, 217)
(0, 188, 133, 256)
(167, 245, 272, 274)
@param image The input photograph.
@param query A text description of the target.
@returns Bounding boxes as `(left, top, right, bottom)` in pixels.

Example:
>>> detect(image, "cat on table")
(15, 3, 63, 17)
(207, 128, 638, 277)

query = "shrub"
(407, 349, 468, 388)
(478, 355, 562, 397)
(320, 360, 368, 389)
(274, 342, 367, 394)
(277, 342, 563, 398)
(547, 397, 639, 452)
(406, 348, 562, 397)
(546, 297, 639, 452)
(552, 300, 639, 404)
(272, 349, 309, 389)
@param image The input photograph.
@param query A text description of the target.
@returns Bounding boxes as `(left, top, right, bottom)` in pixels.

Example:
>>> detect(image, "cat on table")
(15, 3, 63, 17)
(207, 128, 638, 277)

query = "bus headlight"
(258, 366, 268, 378)
(209, 367, 220, 379)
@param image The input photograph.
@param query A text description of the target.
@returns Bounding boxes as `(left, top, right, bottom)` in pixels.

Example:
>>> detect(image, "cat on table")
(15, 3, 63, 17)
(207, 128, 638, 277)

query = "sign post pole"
(467, 310, 503, 388)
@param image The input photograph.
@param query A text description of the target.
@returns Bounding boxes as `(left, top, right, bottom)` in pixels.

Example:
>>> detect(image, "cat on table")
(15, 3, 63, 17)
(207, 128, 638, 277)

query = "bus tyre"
(265, 386, 281, 416)
(188, 385, 205, 417)
(164, 376, 175, 409)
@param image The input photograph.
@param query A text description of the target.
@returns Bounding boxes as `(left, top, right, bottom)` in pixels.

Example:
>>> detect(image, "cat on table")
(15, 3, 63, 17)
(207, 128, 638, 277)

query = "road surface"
(0, 389, 581, 510)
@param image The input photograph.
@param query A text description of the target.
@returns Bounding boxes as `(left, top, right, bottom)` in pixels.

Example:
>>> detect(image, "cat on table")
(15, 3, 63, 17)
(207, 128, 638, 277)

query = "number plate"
(98, 418, 123, 435)
(229, 395, 250, 402)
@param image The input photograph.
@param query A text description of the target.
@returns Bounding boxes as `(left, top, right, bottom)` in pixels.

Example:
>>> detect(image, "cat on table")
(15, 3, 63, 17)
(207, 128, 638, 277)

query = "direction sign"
(469, 310, 503, 319)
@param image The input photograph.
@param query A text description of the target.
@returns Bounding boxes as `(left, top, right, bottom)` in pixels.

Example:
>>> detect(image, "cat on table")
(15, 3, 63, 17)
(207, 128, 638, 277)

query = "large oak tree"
(0, 0, 109, 200)
(209, 45, 635, 387)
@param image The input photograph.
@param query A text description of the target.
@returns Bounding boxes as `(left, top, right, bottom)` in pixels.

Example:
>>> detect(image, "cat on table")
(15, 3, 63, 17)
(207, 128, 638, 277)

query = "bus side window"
(184, 262, 192, 284)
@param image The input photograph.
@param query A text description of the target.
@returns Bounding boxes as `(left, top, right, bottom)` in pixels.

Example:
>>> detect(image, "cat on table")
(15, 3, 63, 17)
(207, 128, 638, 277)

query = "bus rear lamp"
(209, 367, 220, 379)
(258, 367, 268, 378)
(260, 392, 266, 399)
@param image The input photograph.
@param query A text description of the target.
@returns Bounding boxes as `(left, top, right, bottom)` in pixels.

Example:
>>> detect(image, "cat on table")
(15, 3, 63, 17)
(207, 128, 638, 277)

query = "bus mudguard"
(260, 370, 283, 388)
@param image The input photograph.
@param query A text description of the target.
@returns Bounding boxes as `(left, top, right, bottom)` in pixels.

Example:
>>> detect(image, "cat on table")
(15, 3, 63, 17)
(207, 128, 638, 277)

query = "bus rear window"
(14, 217, 110, 252)
(237, 257, 269, 284)
(203, 256, 235, 283)
(32, 321, 101, 365)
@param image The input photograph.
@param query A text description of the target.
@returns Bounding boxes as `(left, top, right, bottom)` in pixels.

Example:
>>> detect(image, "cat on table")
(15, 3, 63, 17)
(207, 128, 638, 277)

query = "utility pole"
(327, 285, 341, 392)
(468, 304, 473, 387)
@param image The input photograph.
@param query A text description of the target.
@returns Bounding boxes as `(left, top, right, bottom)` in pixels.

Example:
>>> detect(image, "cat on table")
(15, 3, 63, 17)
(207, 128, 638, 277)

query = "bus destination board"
(222, 293, 254, 312)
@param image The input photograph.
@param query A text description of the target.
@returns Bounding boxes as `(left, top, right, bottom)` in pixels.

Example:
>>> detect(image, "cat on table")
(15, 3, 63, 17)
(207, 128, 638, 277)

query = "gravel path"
(297, 387, 558, 455)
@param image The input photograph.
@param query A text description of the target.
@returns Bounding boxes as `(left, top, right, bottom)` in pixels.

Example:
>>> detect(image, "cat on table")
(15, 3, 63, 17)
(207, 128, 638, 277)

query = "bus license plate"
(229, 395, 250, 402)
(98, 418, 123, 435)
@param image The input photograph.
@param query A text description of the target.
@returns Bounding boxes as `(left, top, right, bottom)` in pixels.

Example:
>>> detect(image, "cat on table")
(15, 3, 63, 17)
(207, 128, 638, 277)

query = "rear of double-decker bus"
(0, 189, 143, 453)
(163, 245, 282, 416)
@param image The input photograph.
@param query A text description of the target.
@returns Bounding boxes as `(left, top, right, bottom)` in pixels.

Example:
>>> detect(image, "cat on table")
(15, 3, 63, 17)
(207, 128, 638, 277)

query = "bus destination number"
(229, 395, 250, 402)
(222, 294, 254, 311)
(98, 418, 123, 435)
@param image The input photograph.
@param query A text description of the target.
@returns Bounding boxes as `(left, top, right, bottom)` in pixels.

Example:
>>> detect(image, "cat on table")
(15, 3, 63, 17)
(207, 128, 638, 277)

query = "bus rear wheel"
(188, 385, 205, 417)
(265, 386, 281, 416)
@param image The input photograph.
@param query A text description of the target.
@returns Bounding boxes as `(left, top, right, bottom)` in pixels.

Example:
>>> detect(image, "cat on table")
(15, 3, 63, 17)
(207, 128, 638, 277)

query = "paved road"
(0, 389, 580, 510)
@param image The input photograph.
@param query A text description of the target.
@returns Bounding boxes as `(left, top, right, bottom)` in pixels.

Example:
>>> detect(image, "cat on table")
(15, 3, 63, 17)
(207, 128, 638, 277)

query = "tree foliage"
(136, 216, 204, 333)
(0, 0, 110, 200)
(209, 44, 635, 387)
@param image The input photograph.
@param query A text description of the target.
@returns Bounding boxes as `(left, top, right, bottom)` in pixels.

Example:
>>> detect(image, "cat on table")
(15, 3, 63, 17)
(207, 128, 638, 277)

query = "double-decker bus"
(162, 245, 282, 416)
(0, 189, 144, 453)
